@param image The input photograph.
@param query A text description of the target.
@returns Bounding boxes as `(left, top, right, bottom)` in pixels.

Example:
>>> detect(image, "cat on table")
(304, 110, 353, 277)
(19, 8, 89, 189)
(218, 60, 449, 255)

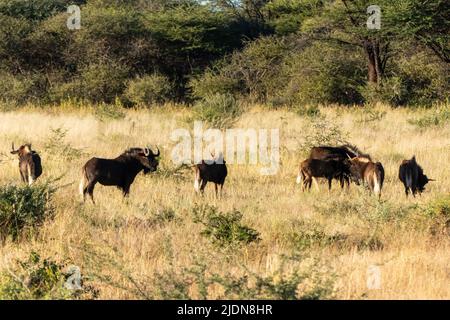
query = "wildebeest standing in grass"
(10, 143, 42, 185)
(297, 158, 350, 191)
(399, 156, 434, 197)
(193, 153, 228, 198)
(346, 157, 385, 198)
(80, 147, 160, 203)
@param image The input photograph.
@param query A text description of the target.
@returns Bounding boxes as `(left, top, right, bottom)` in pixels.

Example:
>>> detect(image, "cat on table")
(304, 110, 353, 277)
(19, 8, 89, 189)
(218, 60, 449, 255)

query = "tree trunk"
(364, 39, 383, 86)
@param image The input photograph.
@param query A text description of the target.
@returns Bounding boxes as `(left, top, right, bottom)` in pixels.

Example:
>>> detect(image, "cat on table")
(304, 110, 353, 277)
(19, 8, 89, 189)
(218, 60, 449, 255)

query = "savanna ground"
(0, 103, 449, 299)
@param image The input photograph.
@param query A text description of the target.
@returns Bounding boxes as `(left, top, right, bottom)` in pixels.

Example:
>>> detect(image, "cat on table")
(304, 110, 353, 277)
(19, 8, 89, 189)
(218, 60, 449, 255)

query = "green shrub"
(298, 119, 348, 154)
(0, 183, 56, 242)
(189, 68, 241, 99)
(44, 127, 85, 160)
(0, 251, 98, 300)
(424, 196, 450, 236)
(0, 72, 47, 106)
(125, 74, 173, 106)
(360, 78, 407, 106)
(192, 93, 243, 128)
(192, 204, 260, 247)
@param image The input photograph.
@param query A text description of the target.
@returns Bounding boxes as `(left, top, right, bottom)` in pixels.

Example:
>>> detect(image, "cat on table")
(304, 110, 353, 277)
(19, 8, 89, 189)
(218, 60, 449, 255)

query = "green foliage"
(43, 127, 85, 160)
(189, 67, 241, 99)
(0, 251, 98, 300)
(192, 204, 260, 247)
(0, 183, 55, 242)
(192, 93, 243, 128)
(298, 118, 348, 154)
(125, 74, 173, 106)
(424, 196, 450, 236)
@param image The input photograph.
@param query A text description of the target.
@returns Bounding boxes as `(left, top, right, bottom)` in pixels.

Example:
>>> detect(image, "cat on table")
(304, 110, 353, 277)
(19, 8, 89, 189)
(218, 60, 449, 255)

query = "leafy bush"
(192, 204, 260, 246)
(0, 251, 98, 300)
(424, 196, 450, 236)
(43, 127, 85, 160)
(298, 118, 348, 154)
(192, 93, 243, 128)
(125, 74, 173, 106)
(0, 72, 47, 106)
(189, 68, 241, 100)
(0, 183, 56, 242)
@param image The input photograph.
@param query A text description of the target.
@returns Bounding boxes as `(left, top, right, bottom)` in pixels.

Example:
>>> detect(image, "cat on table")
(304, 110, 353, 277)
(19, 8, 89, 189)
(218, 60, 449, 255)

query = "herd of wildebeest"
(8, 142, 434, 203)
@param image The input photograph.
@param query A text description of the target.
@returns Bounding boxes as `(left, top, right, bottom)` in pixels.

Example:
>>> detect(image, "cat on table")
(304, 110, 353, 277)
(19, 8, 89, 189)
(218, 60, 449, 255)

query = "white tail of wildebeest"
(10, 142, 42, 186)
(399, 156, 434, 197)
(346, 156, 385, 199)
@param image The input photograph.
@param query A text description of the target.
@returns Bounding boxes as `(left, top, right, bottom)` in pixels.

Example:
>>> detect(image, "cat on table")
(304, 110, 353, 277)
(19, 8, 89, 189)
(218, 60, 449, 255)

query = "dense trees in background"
(0, 0, 448, 107)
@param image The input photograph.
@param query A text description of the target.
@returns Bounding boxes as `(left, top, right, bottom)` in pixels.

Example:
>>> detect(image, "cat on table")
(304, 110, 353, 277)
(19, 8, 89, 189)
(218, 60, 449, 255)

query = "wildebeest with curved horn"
(346, 156, 385, 198)
(193, 152, 228, 198)
(399, 156, 434, 197)
(80, 146, 160, 203)
(10, 142, 42, 185)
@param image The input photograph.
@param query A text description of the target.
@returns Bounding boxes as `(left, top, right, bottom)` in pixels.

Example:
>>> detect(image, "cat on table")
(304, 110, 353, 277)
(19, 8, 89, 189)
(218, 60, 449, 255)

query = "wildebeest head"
(10, 142, 33, 158)
(345, 156, 372, 185)
(131, 146, 160, 174)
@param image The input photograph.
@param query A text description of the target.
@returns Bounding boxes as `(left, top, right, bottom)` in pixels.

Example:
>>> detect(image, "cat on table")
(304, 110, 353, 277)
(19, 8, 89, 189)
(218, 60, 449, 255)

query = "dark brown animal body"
(297, 158, 350, 191)
(80, 147, 160, 203)
(10, 143, 42, 185)
(347, 157, 385, 198)
(399, 156, 433, 197)
(193, 154, 227, 198)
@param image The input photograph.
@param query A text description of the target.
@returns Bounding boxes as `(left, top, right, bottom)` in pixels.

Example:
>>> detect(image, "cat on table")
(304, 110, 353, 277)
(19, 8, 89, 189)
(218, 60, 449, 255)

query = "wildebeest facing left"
(10, 143, 42, 185)
(399, 156, 434, 197)
(80, 147, 160, 203)
(346, 157, 385, 198)
(193, 152, 228, 198)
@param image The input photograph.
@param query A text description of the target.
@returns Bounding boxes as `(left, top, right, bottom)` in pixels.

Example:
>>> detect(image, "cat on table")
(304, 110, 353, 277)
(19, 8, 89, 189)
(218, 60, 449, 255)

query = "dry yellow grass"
(0, 104, 448, 299)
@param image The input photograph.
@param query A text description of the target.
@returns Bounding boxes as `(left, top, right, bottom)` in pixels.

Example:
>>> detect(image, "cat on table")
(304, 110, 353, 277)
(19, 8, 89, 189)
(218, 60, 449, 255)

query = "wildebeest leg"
(220, 183, 224, 199)
(200, 180, 207, 195)
(328, 178, 332, 191)
(20, 171, 27, 184)
(214, 184, 219, 198)
(86, 181, 96, 204)
(404, 187, 409, 197)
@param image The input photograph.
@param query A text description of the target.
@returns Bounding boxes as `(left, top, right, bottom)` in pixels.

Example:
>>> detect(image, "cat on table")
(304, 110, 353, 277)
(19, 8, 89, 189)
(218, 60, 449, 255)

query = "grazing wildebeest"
(399, 156, 434, 197)
(300, 144, 367, 190)
(296, 158, 350, 191)
(193, 153, 227, 198)
(80, 147, 160, 203)
(10, 143, 42, 185)
(346, 156, 385, 198)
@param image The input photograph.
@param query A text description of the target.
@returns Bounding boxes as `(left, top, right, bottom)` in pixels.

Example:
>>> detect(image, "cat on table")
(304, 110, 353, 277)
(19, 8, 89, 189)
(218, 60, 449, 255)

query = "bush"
(424, 196, 450, 236)
(408, 107, 450, 128)
(44, 127, 85, 160)
(125, 74, 173, 106)
(192, 204, 260, 247)
(298, 119, 348, 154)
(192, 93, 243, 128)
(0, 183, 56, 242)
(360, 77, 407, 106)
(0, 72, 47, 106)
(189, 68, 241, 100)
(0, 251, 98, 300)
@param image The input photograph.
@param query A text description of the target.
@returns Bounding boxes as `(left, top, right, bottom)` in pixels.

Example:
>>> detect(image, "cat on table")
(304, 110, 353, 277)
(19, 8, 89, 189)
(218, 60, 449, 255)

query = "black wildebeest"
(346, 156, 385, 198)
(10, 143, 42, 185)
(80, 147, 160, 203)
(399, 156, 434, 197)
(193, 153, 228, 198)
(296, 158, 350, 191)
(298, 144, 367, 190)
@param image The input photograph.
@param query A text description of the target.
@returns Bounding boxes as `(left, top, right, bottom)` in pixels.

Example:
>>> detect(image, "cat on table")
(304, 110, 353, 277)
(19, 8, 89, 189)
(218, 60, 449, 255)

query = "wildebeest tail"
(79, 165, 88, 198)
(193, 166, 201, 192)
(373, 162, 385, 196)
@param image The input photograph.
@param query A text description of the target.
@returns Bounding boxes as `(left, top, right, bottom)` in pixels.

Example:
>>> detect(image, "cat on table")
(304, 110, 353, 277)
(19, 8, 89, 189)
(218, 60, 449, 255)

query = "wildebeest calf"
(296, 158, 350, 191)
(399, 156, 434, 197)
(346, 157, 385, 198)
(193, 153, 227, 198)
(10, 143, 42, 185)
(80, 147, 160, 203)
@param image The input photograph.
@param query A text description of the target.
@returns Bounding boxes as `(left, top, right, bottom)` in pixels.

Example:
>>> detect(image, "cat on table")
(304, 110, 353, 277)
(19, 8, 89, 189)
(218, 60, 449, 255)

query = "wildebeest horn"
(11, 142, 15, 151)
(428, 178, 436, 182)
(144, 147, 150, 156)
(154, 146, 160, 157)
